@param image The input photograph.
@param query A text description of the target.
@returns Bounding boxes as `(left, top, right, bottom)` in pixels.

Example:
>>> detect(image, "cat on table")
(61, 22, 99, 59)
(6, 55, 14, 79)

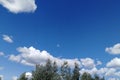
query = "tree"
(32, 64, 46, 80)
(81, 72, 92, 80)
(72, 62, 80, 80)
(93, 75, 105, 80)
(94, 74, 100, 80)
(61, 61, 72, 80)
(19, 58, 105, 80)
(32, 59, 59, 80)
(45, 59, 53, 80)
(51, 61, 61, 80)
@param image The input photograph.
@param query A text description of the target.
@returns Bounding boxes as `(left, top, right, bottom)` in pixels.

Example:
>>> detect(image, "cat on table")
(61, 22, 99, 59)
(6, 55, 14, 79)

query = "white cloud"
(79, 59, 120, 77)
(55, 58, 81, 68)
(11, 46, 120, 78)
(108, 78, 119, 80)
(80, 67, 98, 75)
(2, 35, 13, 43)
(12, 76, 18, 80)
(114, 71, 120, 76)
(0, 52, 4, 56)
(9, 46, 81, 67)
(80, 67, 120, 78)
(10, 46, 120, 79)
(106, 43, 120, 55)
(80, 58, 95, 69)
(103, 68, 120, 78)
(106, 57, 120, 68)
(21, 59, 34, 66)
(105, 68, 116, 76)
(0, 0, 37, 13)
(9, 55, 21, 62)
(97, 68, 108, 75)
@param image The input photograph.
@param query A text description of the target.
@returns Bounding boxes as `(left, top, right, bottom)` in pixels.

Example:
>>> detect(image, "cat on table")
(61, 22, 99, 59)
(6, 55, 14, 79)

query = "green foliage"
(18, 59, 105, 80)
(81, 73, 105, 80)
(94, 74, 100, 80)
(32, 59, 59, 80)
(61, 61, 72, 80)
(93, 74, 105, 80)
(72, 62, 80, 80)
(32, 64, 45, 80)
(81, 72, 92, 80)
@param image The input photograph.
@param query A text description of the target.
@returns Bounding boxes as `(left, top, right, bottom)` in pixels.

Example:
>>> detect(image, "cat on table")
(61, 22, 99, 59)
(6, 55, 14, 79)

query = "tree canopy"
(18, 59, 105, 80)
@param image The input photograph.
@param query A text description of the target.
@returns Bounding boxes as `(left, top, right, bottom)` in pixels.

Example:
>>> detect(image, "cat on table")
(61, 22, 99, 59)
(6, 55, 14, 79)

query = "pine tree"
(32, 59, 59, 80)
(61, 61, 72, 80)
(72, 62, 80, 80)
(81, 72, 92, 80)
(32, 64, 46, 80)
(94, 74, 100, 80)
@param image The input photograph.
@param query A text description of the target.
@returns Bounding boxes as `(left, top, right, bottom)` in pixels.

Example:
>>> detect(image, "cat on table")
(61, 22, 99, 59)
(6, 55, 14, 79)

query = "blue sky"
(0, 0, 120, 80)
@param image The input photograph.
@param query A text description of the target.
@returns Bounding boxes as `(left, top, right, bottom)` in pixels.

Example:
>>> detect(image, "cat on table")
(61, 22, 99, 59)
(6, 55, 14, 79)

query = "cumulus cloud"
(114, 71, 120, 76)
(9, 54, 21, 62)
(97, 68, 108, 75)
(80, 67, 120, 78)
(10, 46, 120, 78)
(2, 35, 13, 43)
(105, 68, 116, 76)
(0, 52, 4, 56)
(106, 57, 120, 68)
(9, 46, 108, 75)
(9, 46, 106, 77)
(104, 57, 120, 78)
(80, 67, 98, 75)
(106, 43, 120, 55)
(9, 46, 81, 67)
(55, 58, 81, 68)
(80, 67, 109, 77)
(80, 58, 95, 69)
(0, 0, 37, 13)
(108, 78, 119, 80)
